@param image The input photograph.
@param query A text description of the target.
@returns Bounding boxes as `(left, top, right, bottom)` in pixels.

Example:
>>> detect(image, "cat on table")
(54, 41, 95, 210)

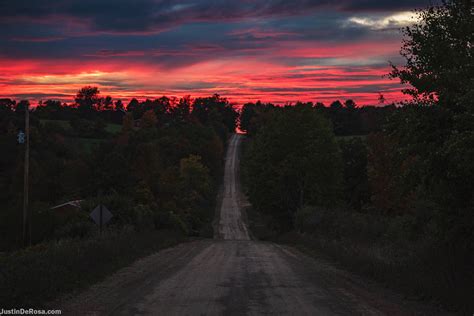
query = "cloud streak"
(0, 0, 427, 105)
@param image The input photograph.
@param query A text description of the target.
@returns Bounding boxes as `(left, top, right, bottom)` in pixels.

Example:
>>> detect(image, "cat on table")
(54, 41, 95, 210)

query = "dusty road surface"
(216, 134, 250, 241)
(59, 134, 447, 315)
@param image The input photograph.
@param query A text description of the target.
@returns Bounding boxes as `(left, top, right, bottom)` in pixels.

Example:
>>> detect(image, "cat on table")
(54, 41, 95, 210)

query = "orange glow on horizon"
(0, 48, 408, 106)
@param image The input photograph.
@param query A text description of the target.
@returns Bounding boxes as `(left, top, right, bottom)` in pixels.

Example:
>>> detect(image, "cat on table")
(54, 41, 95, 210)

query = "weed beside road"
(0, 228, 184, 308)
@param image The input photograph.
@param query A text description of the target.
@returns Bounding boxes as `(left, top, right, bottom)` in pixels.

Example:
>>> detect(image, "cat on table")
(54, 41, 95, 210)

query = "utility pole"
(23, 103, 30, 247)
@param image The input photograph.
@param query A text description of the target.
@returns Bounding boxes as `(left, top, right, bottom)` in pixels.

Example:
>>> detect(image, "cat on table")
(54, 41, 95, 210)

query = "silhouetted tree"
(314, 102, 325, 109)
(344, 99, 356, 109)
(75, 86, 100, 114)
(330, 100, 343, 109)
(390, 0, 474, 111)
(244, 106, 342, 231)
(127, 98, 140, 118)
(0, 99, 16, 111)
(15, 100, 30, 113)
(114, 99, 124, 111)
(192, 94, 237, 137)
(173, 95, 191, 122)
(101, 96, 113, 110)
(378, 93, 386, 105)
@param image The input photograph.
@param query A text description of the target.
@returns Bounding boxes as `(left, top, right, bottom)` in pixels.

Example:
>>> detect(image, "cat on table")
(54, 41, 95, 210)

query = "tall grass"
(0, 228, 184, 308)
(247, 204, 472, 313)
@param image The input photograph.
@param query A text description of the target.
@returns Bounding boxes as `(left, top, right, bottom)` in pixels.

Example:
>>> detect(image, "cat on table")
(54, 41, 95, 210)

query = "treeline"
(0, 89, 237, 251)
(242, 0, 473, 312)
(240, 99, 394, 137)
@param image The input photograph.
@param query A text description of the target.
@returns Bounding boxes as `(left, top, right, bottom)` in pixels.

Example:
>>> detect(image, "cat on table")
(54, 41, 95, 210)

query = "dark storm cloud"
(0, 0, 424, 104)
(0, 0, 431, 34)
(0, 0, 428, 64)
(0, 19, 402, 73)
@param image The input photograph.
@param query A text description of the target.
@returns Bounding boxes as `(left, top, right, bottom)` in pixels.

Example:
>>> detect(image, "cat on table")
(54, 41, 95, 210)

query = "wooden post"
(98, 190, 103, 235)
(23, 104, 30, 247)
(99, 203, 103, 235)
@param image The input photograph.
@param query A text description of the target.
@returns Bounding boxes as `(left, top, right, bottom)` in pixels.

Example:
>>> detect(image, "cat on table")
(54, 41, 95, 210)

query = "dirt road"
(216, 134, 250, 241)
(60, 134, 446, 315)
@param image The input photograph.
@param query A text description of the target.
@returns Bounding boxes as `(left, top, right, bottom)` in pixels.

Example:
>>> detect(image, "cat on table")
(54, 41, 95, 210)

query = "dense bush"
(0, 90, 236, 251)
(243, 105, 342, 231)
(293, 204, 473, 311)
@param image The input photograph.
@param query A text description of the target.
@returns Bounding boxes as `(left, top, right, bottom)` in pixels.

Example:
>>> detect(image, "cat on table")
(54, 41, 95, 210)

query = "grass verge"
(0, 228, 184, 308)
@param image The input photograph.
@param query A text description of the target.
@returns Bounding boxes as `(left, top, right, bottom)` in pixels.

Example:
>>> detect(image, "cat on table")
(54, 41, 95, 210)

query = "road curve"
(59, 134, 448, 315)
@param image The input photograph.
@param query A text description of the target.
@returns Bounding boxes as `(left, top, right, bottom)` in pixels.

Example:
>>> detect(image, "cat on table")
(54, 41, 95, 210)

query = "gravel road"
(59, 134, 448, 315)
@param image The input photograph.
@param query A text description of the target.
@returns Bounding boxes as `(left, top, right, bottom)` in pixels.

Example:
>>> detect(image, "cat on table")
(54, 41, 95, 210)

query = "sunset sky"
(0, 0, 432, 106)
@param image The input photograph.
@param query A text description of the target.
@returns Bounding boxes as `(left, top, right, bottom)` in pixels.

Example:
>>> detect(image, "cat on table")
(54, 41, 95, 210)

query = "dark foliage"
(0, 89, 236, 251)
(241, 1, 473, 311)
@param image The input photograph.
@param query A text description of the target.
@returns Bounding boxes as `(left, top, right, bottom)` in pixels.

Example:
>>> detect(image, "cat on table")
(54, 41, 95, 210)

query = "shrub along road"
(58, 134, 448, 315)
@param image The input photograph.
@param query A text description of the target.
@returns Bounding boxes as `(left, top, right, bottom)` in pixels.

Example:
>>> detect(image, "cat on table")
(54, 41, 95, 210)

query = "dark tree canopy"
(75, 86, 101, 112)
(390, 0, 474, 111)
(243, 106, 342, 231)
